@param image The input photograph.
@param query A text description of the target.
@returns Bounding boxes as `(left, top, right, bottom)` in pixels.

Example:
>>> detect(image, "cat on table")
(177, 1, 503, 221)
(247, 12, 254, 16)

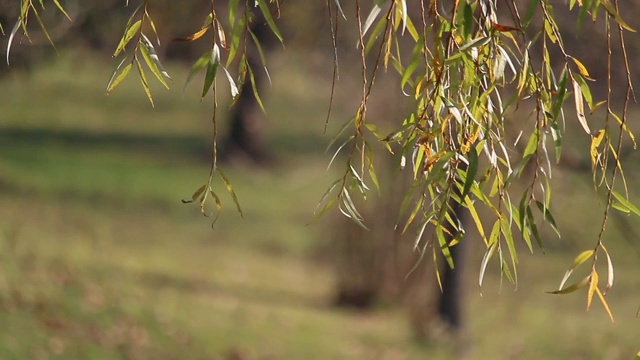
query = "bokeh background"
(1, 1, 640, 359)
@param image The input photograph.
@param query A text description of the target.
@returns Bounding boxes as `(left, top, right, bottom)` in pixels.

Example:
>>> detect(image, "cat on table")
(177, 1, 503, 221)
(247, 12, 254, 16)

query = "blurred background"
(1, 1, 640, 359)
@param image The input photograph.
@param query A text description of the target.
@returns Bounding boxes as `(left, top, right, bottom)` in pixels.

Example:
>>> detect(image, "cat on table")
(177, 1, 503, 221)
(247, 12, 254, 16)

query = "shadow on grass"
(0, 127, 212, 162)
(0, 127, 332, 160)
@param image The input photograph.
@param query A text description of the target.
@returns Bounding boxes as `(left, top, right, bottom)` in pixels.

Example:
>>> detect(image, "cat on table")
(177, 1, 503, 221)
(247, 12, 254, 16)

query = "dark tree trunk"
(219, 10, 273, 165)
(437, 199, 466, 331)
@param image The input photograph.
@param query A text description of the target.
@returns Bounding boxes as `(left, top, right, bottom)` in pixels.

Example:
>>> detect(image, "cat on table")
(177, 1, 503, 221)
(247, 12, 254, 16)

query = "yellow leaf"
(595, 286, 615, 323)
(586, 270, 598, 310)
(590, 129, 605, 168)
(114, 19, 141, 57)
(570, 56, 591, 79)
(173, 27, 209, 42)
(572, 77, 590, 134)
(106, 62, 133, 94)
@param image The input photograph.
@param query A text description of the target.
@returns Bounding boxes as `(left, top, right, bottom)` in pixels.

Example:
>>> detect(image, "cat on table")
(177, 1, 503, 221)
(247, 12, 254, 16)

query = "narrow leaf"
(135, 58, 154, 107)
(106, 62, 133, 94)
(140, 35, 170, 89)
(586, 270, 598, 310)
(6, 20, 21, 65)
(548, 275, 590, 294)
(602, 245, 614, 295)
(612, 190, 640, 217)
(461, 147, 478, 201)
(558, 250, 593, 291)
(217, 168, 243, 218)
(222, 67, 239, 99)
(257, 0, 284, 44)
(595, 287, 615, 322)
(182, 184, 207, 204)
(184, 51, 211, 91)
(173, 27, 209, 42)
(572, 77, 590, 134)
(114, 19, 142, 58)
(202, 45, 221, 99)
(51, 0, 71, 20)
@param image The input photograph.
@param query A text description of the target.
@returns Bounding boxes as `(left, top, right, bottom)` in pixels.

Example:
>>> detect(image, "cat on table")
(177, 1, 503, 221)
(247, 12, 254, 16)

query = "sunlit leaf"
(558, 250, 593, 291)
(595, 286, 615, 322)
(181, 184, 207, 204)
(479, 243, 496, 292)
(173, 27, 209, 42)
(135, 57, 154, 107)
(202, 45, 221, 99)
(6, 20, 21, 66)
(114, 19, 142, 58)
(600, 0, 635, 32)
(217, 168, 243, 218)
(569, 56, 591, 79)
(257, 0, 284, 44)
(140, 34, 170, 89)
(106, 61, 133, 94)
(548, 275, 590, 295)
(586, 270, 598, 310)
(51, 0, 71, 20)
(611, 190, 640, 217)
(184, 51, 211, 91)
(571, 76, 590, 134)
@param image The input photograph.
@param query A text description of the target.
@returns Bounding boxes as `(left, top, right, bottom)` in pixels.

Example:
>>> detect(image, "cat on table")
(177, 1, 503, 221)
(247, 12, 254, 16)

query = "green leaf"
(458, 36, 491, 52)
(202, 45, 221, 99)
(140, 34, 170, 89)
(51, 0, 71, 20)
(600, 0, 636, 32)
(526, 206, 545, 252)
(611, 190, 640, 217)
(184, 51, 211, 91)
(114, 19, 142, 58)
(534, 201, 560, 238)
(106, 61, 133, 94)
(181, 184, 207, 204)
(256, 0, 284, 44)
(135, 58, 154, 107)
(548, 275, 590, 295)
(558, 250, 594, 291)
(217, 168, 243, 218)
(461, 147, 478, 201)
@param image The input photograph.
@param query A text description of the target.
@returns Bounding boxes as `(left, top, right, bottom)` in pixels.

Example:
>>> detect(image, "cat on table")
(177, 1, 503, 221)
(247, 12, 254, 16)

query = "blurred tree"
(4, 0, 640, 347)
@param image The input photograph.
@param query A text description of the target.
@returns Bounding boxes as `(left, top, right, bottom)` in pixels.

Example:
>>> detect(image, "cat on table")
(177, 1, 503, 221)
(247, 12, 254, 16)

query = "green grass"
(1, 49, 640, 359)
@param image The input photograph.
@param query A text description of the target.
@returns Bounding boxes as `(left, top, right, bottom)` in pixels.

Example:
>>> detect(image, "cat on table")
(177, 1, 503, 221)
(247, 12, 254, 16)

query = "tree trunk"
(219, 10, 272, 165)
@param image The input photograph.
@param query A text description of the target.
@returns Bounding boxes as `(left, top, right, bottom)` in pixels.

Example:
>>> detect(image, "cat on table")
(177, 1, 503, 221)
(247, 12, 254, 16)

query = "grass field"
(1, 49, 640, 359)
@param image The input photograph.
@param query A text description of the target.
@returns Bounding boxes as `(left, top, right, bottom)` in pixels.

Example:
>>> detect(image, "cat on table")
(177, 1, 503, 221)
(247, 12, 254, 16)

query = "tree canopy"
(5, 0, 640, 323)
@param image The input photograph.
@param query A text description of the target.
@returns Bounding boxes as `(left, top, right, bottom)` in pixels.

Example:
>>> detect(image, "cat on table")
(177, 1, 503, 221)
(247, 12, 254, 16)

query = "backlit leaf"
(548, 275, 590, 294)
(570, 56, 591, 79)
(202, 45, 221, 99)
(572, 77, 590, 134)
(558, 250, 593, 291)
(106, 61, 133, 94)
(114, 19, 141, 58)
(173, 27, 209, 42)
(595, 286, 615, 322)
(217, 168, 243, 218)
(586, 270, 598, 310)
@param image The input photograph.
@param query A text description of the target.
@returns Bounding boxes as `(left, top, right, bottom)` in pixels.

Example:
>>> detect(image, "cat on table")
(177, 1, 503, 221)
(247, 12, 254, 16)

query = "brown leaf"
(491, 22, 520, 32)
